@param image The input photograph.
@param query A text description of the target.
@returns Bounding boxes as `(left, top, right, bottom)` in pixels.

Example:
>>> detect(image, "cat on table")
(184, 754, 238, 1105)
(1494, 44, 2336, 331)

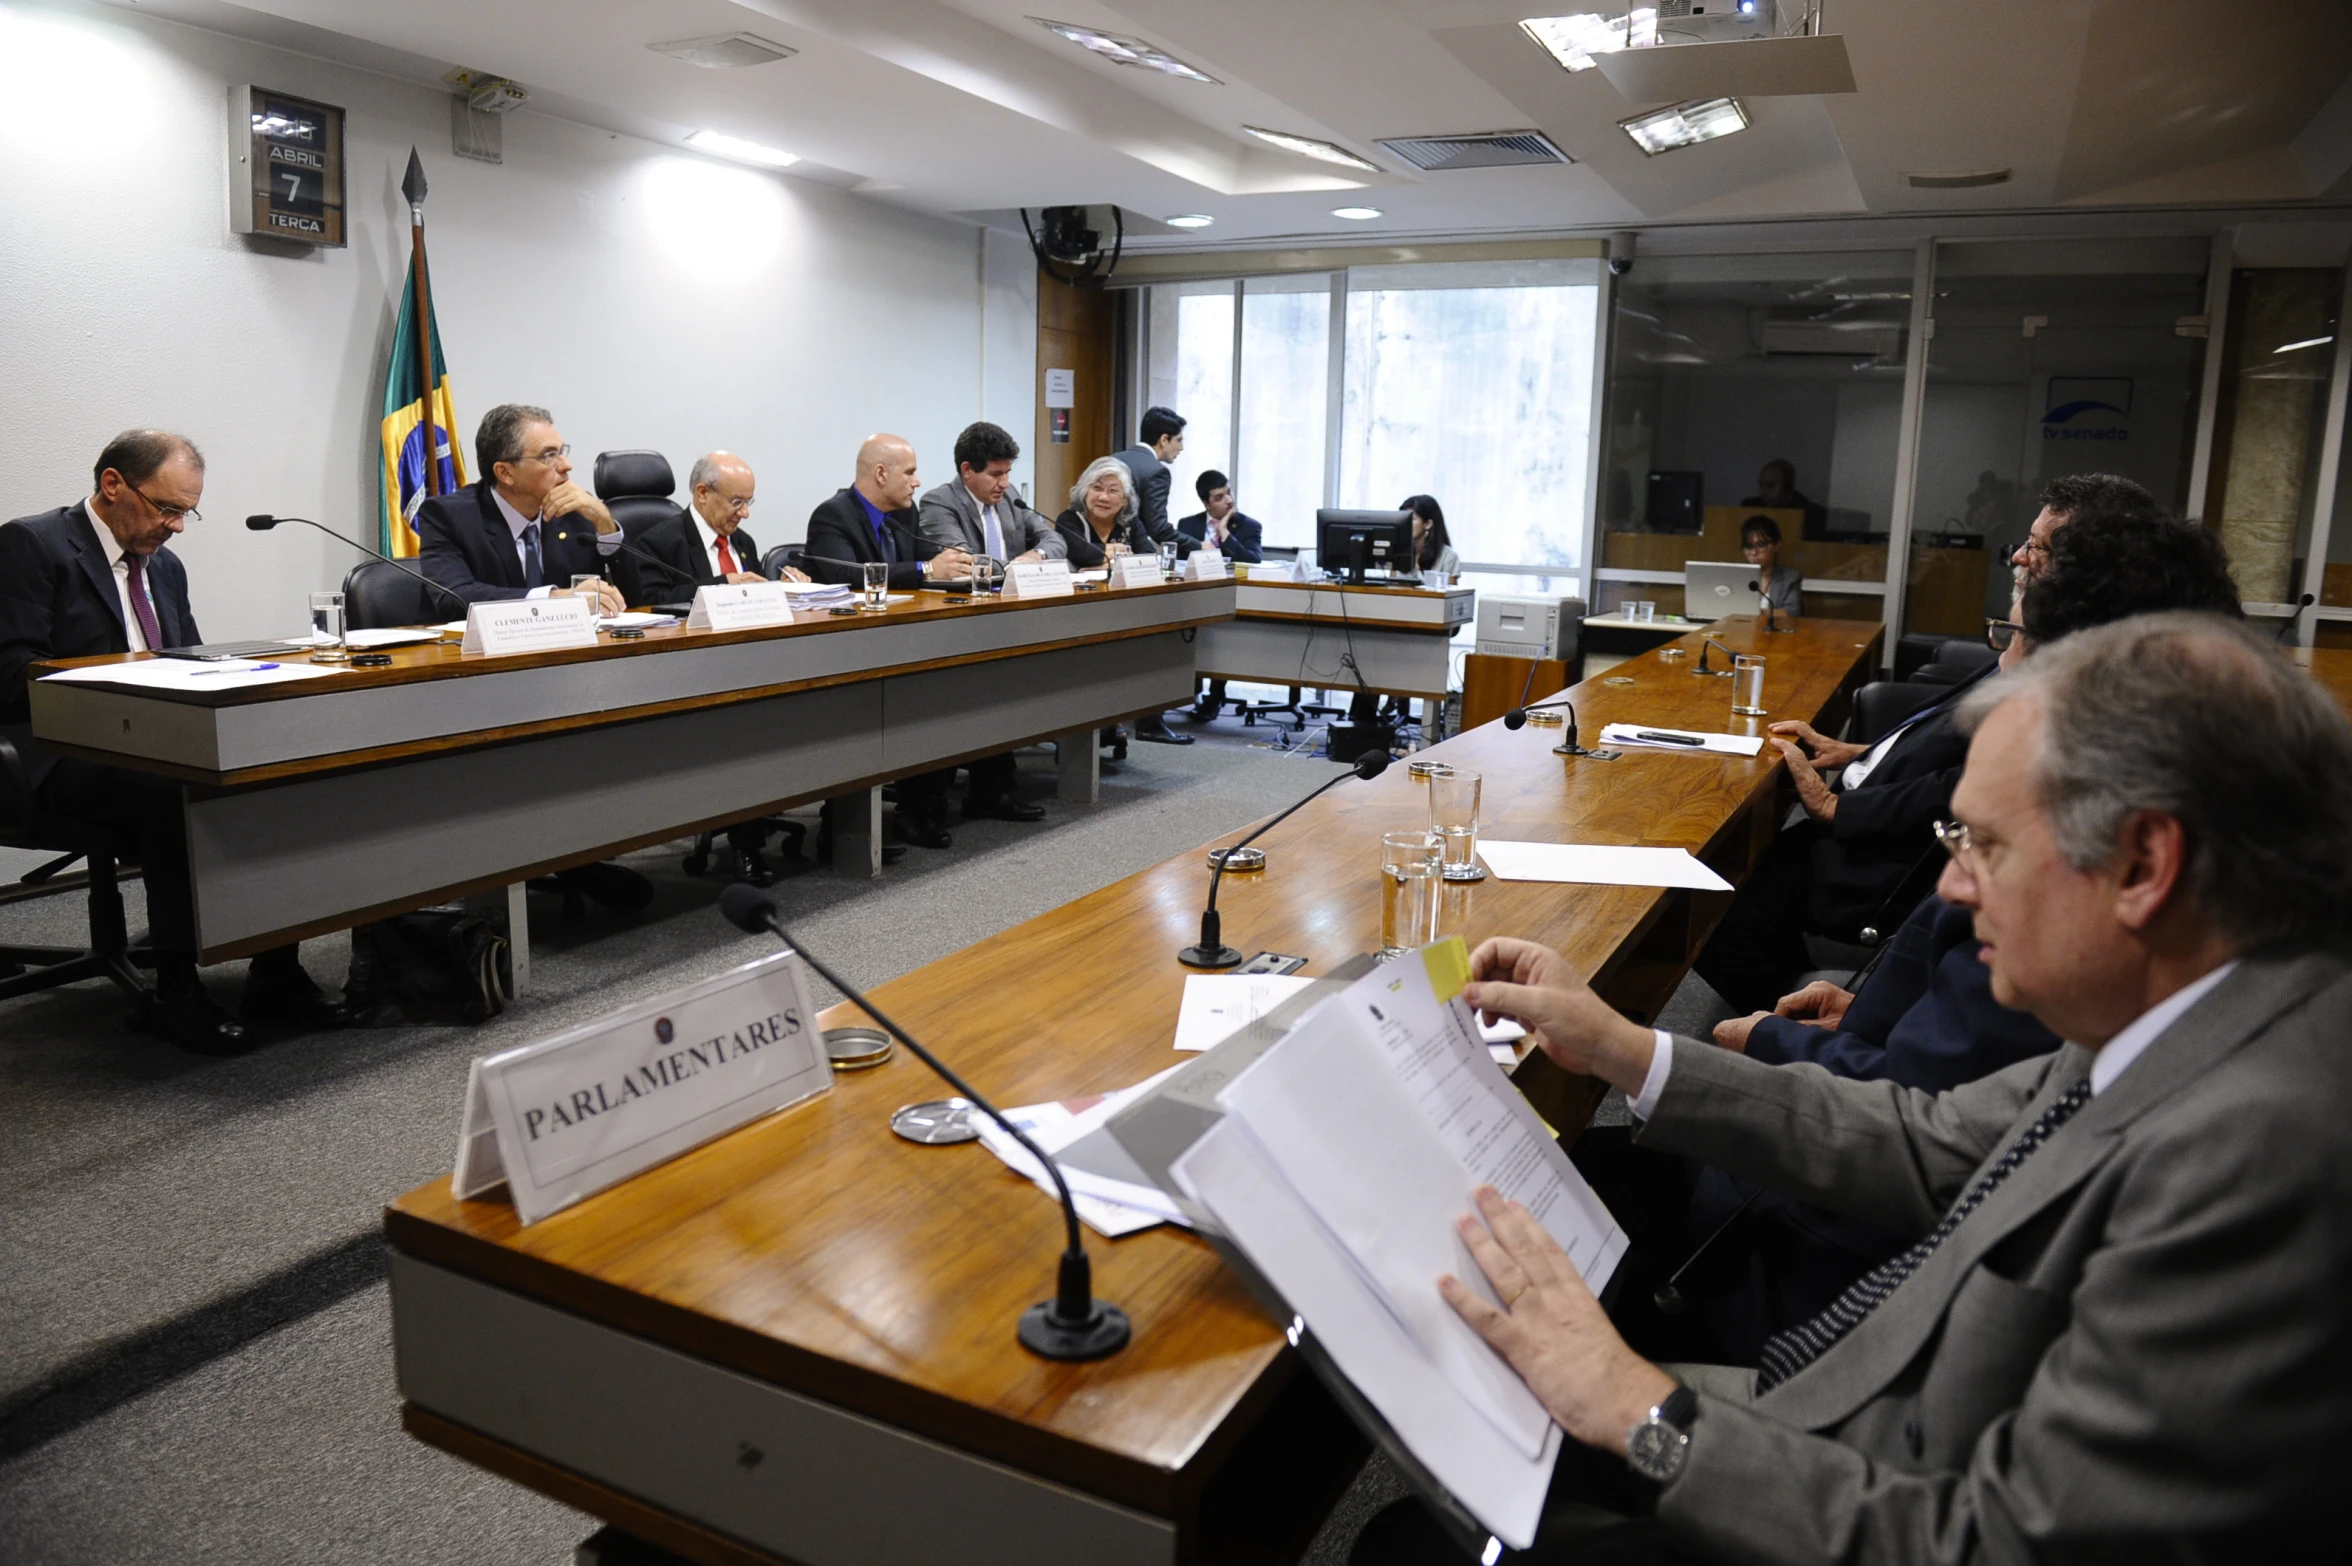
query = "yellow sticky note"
(1421, 936, 1472, 1003)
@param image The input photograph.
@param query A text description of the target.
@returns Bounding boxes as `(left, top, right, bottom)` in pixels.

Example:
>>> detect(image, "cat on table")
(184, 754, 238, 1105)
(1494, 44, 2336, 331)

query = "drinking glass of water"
(861, 560, 889, 612)
(1157, 541, 1178, 577)
(308, 591, 349, 663)
(1380, 831, 1443, 956)
(1427, 770, 1485, 882)
(1732, 654, 1768, 716)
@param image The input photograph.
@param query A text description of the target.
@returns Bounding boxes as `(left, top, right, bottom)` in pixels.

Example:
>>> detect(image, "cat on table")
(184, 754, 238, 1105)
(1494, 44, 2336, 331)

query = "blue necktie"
(520, 522, 542, 589)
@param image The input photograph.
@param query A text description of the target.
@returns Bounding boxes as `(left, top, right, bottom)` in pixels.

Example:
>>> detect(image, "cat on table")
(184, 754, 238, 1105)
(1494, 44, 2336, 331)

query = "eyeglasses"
(1931, 818, 1981, 873)
(522, 444, 572, 464)
(130, 485, 201, 524)
(1984, 618, 2021, 652)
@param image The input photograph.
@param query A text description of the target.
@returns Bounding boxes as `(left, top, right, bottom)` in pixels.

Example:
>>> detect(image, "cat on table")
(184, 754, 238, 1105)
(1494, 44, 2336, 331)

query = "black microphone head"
(1748, 578, 1761, 591)
(245, 514, 278, 530)
(1354, 749, 1393, 780)
(1503, 708, 1528, 730)
(717, 882, 779, 933)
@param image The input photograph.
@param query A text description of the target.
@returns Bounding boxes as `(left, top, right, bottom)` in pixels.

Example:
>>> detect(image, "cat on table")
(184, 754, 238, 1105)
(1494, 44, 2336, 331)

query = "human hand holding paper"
(1461, 938, 1656, 1094)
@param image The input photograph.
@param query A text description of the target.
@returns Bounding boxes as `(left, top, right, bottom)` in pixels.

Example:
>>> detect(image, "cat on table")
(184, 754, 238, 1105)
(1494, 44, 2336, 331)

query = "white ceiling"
(116, 0, 2352, 246)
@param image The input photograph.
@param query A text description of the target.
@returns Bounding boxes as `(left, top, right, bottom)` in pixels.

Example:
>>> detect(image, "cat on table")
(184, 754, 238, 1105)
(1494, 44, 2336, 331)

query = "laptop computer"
(1685, 560, 1763, 618)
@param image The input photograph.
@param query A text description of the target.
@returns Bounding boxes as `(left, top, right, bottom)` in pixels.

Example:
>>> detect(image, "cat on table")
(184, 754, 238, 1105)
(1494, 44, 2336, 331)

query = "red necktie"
(716, 534, 740, 576)
(122, 553, 164, 650)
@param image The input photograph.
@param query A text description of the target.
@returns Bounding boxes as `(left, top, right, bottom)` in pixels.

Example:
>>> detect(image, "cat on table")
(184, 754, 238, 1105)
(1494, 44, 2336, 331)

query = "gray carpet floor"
(0, 707, 1737, 1564)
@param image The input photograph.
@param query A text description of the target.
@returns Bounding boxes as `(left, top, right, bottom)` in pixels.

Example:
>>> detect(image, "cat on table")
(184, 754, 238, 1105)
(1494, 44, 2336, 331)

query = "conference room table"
(384, 613, 1883, 1566)
(1191, 578, 1474, 729)
(26, 579, 1236, 974)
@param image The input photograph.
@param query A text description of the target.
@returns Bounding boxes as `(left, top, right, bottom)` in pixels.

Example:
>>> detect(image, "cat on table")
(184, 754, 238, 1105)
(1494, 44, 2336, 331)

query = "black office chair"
(593, 450, 686, 538)
(0, 735, 152, 1002)
(759, 544, 801, 580)
(342, 558, 445, 630)
(1909, 640, 1998, 687)
(1851, 679, 1949, 745)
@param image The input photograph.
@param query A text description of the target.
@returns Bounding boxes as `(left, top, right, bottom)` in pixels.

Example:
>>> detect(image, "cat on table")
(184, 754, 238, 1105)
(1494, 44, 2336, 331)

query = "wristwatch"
(1624, 1384, 1699, 1486)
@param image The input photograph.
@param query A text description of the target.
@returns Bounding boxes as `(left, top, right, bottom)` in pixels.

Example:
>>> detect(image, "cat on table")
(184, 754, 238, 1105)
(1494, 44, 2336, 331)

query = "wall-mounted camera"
(1023, 204, 1126, 288)
(1609, 230, 1638, 276)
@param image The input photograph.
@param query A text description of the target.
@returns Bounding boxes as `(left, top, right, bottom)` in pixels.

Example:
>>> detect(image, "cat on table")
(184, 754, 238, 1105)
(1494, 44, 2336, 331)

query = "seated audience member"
(1059, 457, 1192, 747)
(1174, 470, 1262, 562)
(917, 421, 1063, 572)
(1739, 515, 1803, 621)
(1354, 609, 2352, 1564)
(414, 403, 632, 612)
(1694, 473, 2166, 1012)
(2008, 469, 2160, 588)
(0, 430, 344, 1052)
(1738, 458, 1829, 541)
(1112, 406, 1186, 546)
(630, 450, 810, 595)
(802, 433, 974, 593)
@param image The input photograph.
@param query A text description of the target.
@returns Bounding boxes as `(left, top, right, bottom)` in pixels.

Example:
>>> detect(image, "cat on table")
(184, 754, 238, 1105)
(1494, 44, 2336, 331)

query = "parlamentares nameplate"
(1111, 555, 1164, 589)
(452, 950, 828, 1223)
(687, 581, 794, 631)
(1185, 550, 1230, 581)
(1003, 560, 1074, 600)
(461, 597, 599, 656)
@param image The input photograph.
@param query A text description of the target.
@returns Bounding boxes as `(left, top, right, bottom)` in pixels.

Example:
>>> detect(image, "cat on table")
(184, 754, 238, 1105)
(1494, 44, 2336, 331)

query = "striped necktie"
(1755, 1078, 2093, 1395)
(520, 522, 542, 590)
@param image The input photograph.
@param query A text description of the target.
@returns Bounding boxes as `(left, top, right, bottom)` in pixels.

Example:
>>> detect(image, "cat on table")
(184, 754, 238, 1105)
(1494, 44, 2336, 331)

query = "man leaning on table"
(413, 404, 633, 613)
(802, 433, 973, 593)
(1354, 611, 2352, 1563)
(0, 429, 345, 1053)
(629, 450, 810, 592)
(917, 421, 1063, 570)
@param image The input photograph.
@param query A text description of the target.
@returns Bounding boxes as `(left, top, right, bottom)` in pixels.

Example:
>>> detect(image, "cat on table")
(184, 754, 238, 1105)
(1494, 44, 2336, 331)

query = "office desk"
(29, 581, 1235, 961)
(1192, 580, 1473, 713)
(385, 615, 1880, 1566)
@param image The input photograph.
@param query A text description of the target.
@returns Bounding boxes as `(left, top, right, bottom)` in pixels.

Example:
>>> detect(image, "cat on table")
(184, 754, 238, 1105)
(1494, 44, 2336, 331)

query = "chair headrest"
(593, 450, 675, 502)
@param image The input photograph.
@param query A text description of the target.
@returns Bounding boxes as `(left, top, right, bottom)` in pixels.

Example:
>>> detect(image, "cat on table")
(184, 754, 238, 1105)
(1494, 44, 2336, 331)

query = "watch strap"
(1657, 1384, 1698, 1430)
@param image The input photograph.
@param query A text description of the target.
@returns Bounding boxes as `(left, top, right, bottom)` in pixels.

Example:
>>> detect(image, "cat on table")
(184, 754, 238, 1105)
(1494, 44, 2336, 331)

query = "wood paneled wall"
(1033, 270, 1117, 516)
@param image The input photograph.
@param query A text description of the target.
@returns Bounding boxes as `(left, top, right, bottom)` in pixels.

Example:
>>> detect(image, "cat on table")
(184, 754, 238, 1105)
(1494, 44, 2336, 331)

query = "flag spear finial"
(401, 147, 428, 215)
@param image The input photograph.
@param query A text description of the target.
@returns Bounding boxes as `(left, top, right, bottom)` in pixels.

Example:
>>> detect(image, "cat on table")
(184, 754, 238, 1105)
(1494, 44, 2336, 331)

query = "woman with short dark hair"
(1740, 514, 1804, 620)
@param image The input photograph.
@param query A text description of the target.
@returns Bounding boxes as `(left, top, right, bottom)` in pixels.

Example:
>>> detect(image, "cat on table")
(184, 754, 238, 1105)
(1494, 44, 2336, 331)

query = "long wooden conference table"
(28, 579, 1235, 967)
(384, 614, 1882, 1566)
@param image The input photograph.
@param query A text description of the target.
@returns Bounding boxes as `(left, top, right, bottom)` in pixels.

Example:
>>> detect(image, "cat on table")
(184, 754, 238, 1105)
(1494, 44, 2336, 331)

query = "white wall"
(0, 0, 1037, 641)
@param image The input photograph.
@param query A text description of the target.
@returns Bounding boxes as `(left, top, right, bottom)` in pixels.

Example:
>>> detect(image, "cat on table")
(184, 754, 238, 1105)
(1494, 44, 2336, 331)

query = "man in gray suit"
(916, 421, 1063, 572)
(1356, 611, 2352, 1562)
(1114, 406, 1191, 744)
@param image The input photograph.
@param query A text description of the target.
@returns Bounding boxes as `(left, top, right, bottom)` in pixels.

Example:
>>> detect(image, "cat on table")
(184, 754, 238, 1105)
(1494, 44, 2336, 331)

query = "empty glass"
(1427, 770, 1486, 882)
(1732, 654, 1768, 716)
(861, 560, 889, 611)
(970, 557, 999, 595)
(1380, 831, 1443, 956)
(308, 591, 348, 662)
(1157, 541, 1179, 576)
(1628, 599, 1657, 624)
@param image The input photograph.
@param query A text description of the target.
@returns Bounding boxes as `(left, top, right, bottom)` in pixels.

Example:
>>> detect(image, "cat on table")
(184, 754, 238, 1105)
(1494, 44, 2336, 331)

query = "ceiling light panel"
(685, 129, 800, 167)
(1164, 214, 1214, 228)
(648, 33, 796, 69)
(1243, 126, 1380, 172)
(1520, 11, 1657, 72)
(1619, 96, 1748, 155)
(1331, 206, 1383, 220)
(1030, 18, 1219, 84)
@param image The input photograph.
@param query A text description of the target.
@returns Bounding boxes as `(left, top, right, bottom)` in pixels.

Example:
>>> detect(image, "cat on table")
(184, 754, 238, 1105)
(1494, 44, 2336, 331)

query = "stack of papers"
(1597, 723, 1765, 756)
(1476, 840, 1732, 891)
(778, 581, 853, 608)
(40, 658, 348, 692)
(596, 611, 678, 630)
(1169, 944, 1628, 1549)
(973, 1066, 1194, 1236)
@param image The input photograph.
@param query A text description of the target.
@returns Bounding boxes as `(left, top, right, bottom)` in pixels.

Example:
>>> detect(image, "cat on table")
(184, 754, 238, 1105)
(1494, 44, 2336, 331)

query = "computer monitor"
(1316, 509, 1415, 585)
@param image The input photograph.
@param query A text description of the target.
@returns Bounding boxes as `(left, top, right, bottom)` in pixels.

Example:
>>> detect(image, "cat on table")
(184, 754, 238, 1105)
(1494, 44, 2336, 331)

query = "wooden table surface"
(2292, 645, 2352, 714)
(385, 613, 1881, 1550)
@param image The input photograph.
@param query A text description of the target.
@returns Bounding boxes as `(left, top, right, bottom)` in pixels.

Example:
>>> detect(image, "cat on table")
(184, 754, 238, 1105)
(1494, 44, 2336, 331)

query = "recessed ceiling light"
(1330, 206, 1383, 221)
(648, 32, 796, 69)
(1031, 17, 1219, 84)
(685, 129, 800, 168)
(1519, 10, 1656, 72)
(1619, 97, 1747, 155)
(1243, 126, 1380, 172)
(1164, 214, 1215, 229)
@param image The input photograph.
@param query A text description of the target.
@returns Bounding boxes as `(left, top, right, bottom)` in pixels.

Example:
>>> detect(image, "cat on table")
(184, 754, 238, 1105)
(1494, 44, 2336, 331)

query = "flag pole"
(401, 148, 440, 499)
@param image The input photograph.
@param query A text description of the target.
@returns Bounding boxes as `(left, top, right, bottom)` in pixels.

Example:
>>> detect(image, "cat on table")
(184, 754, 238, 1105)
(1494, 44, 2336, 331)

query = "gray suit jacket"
(915, 480, 1065, 563)
(1635, 946, 2352, 1563)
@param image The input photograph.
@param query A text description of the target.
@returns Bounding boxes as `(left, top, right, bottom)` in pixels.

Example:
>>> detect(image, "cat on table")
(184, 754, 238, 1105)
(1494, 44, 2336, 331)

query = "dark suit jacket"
(414, 480, 636, 605)
(802, 487, 935, 591)
(0, 504, 202, 789)
(1112, 446, 1176, 545)
(628, 510, 760, 596)
(1174, 510, 1263, 563)
(1052, 507, 1154, 569)
(1807, 662, 1995, 935)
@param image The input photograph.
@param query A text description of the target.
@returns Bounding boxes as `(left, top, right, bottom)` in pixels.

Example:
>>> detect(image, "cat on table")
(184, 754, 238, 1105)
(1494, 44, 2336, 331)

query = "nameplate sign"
(1110, 554, 1164, 589)
(1003, 560, 1074, 600)
(452, 951, 829, 1224)
(461, 597, 599, 656)
(1185, 550, 1230, 581)
(687, 581, 795, 631)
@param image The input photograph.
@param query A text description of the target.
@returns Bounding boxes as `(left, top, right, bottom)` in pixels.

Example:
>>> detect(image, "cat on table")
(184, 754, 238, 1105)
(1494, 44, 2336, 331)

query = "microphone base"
(1553, 742, 1619, 761)
(1691, 668, 1734, 678)
(1178, 942, 1245, 969)
(1018, 1298, 1132, 1360)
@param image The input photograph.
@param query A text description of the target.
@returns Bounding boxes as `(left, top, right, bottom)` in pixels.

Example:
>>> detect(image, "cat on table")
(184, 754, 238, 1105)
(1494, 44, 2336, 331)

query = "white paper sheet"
(1475, 840, 1732, 892)
(1172, 974, 1319, 1052)
(288, 627, 446, 649)
(39, 658, 348, 691)
(975, 1066, 1193, 1236)
(1597, 723, 1765, 757)
(596, 611, 678, 629)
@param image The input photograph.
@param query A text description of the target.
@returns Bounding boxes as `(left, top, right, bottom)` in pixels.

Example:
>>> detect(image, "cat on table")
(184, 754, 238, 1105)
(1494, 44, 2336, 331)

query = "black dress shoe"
(139, 985, 253, 1055)
(896, 812, 954, 850)
(965, 794, 1046, 823)
(1134, 718, 1195, 745)
(732, 845, 777, 887)
(241, 953, 351, 1032)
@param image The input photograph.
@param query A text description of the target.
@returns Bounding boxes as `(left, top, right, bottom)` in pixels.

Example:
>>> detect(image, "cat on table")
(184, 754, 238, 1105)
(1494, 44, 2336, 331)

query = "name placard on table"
(1003, 560, 1075, 599)
(1185, 550, 1230, 581)
(461, 597, 599, 656)
(452, 951, 830, 1223)
(686, 581, 796, 631)
(1109, 554, 1165, 589)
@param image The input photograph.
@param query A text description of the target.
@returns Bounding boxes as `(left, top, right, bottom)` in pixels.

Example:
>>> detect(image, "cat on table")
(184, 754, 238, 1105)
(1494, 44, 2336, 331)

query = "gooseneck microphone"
(1505, 695, 1606, 759)
(245, 514, 469, 616)
(717, 883, 1131, 1360)
(1179, 749, 1392, 969)
(2278, 592, 2316, 645)
(1693, 636, 1736, 677)
(1749, 577, 1782, 634)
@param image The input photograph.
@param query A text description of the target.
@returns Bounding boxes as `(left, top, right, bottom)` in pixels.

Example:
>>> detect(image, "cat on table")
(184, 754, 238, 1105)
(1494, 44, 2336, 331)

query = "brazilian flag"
(377, 244, 464, 558)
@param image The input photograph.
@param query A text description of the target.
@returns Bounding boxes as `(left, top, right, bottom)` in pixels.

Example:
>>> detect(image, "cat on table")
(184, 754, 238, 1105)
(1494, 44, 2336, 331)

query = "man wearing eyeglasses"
(413, 404, 635, 612)
(0, 428, 345, 1053)
(630, 450, 810, 593)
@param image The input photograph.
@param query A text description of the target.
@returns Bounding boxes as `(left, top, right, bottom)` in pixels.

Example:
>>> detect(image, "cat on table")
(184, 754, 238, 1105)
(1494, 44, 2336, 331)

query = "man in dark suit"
(0, 430, 341, 1052)
(628, 450, 811, 597)
(1112, 406, 1186, 547)
(1173, 469, 1263, 563)
(414, 404, 634, 611)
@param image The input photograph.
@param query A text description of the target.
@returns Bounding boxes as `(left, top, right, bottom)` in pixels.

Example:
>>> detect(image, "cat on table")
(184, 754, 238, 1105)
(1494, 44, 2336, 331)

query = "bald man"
(631, 451, 810, 593)
(801, 434, 973, 592)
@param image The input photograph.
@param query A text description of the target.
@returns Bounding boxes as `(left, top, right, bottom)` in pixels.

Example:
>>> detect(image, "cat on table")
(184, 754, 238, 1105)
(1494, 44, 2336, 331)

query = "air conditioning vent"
(648, 32, 797, 69)
(1374, 130, 1572, 172)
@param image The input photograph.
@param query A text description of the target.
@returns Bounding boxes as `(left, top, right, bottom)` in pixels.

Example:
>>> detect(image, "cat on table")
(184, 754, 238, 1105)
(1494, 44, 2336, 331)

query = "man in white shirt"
(629, 451, 811, 595)
(1352, 612, 2352, 1565)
